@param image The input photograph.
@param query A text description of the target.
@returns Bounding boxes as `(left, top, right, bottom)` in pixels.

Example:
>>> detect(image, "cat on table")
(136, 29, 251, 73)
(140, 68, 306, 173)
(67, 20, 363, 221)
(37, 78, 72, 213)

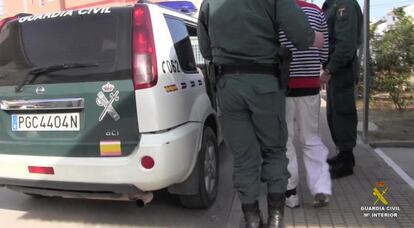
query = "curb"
(369, 140, 414, 148)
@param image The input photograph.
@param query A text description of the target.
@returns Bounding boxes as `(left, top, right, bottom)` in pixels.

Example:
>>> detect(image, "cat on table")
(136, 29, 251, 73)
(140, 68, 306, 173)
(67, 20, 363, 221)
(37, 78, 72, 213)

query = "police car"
(0, 1, 220, 209)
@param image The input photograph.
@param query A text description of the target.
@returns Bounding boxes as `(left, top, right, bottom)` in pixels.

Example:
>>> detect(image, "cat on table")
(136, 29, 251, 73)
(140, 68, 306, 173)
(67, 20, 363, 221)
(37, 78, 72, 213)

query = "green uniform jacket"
(197, 0, 315, 64)
(322, 0, 363, 74)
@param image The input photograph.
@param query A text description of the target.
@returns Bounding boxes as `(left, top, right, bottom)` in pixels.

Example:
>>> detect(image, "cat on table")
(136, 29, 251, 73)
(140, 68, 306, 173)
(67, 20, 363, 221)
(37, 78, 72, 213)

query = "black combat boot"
(267, 193, 285, 228)
(242, 201, 264, 228)
(329, 151, 355, 179)
(327, 154, 341, 165)
(327, 150, 355, 166)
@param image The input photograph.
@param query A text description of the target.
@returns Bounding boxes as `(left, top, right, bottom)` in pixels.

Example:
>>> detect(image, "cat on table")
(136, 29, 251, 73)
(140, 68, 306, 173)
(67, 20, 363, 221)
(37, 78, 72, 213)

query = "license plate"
(11, 113, 80, 131)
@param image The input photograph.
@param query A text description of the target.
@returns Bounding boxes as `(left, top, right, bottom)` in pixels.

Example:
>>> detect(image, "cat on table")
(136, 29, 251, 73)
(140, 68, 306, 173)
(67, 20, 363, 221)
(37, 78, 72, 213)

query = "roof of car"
(146, 2, 197, 24)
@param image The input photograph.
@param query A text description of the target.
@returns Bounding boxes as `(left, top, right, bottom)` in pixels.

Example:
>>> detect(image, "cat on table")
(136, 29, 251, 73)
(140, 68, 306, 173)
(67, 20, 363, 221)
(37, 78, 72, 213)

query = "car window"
(164, 16, 197, 73)
(0, 8, 132, 86)
(185, 23, 206, 69)
(190, 37, 206, 69)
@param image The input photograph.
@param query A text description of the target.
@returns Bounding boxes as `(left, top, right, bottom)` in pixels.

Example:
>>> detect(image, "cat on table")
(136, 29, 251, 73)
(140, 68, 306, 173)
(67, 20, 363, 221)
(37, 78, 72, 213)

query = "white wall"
(0, 0, 4, 16)
(375, 4, 414, 35)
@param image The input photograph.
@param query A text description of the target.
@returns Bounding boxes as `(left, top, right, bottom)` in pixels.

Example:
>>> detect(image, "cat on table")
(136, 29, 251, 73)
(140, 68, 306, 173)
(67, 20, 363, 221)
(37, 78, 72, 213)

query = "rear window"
(0, 7, 132, 86)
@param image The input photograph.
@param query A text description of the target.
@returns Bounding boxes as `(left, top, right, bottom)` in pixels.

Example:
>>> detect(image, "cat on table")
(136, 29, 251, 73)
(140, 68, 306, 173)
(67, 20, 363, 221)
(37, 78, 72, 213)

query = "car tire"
(179, 126, 219, 209)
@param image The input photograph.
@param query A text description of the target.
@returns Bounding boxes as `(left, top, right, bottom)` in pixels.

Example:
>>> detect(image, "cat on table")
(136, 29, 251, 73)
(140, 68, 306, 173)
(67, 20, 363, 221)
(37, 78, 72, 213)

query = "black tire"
(179, 126, 219, 209)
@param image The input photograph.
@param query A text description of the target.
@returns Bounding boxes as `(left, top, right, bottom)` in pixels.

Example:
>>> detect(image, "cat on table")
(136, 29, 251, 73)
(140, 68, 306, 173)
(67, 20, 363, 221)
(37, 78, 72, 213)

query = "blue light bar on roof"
(156, 1, 197, 15)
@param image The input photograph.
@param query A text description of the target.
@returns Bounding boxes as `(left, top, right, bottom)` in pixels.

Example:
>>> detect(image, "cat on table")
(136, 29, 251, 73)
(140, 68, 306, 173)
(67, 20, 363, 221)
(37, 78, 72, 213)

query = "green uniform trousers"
(217, 74, 289, 204)
(326, 67, 358, 152)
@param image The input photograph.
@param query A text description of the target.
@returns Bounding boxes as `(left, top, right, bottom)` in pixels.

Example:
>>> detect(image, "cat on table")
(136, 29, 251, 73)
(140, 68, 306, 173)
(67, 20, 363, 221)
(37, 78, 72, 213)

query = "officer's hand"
(320, 70, 331, 90)
(313, 31, 324, 49)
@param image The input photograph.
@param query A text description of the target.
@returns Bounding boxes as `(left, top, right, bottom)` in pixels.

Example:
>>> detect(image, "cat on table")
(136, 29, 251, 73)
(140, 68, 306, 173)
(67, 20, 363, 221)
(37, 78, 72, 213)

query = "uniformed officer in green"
(321, 0, 362, 179)
(198, 0, 323, 227)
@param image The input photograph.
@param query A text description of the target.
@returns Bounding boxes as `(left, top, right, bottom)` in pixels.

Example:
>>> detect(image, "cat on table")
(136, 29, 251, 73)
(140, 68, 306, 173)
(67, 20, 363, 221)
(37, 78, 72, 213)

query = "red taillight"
(28, 166, 55, 175)
(141, 156, 155, 169)
(133, 5, 158, 90)
(0, 16, 17, 32)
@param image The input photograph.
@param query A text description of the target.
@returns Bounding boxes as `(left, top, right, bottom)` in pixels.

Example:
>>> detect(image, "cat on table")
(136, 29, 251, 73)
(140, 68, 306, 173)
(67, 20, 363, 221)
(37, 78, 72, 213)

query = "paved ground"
(227, 104, 414, 228)
(364, 109, 414, 142)
(380, 148, 414, 180)
(1, 103, 413, 228)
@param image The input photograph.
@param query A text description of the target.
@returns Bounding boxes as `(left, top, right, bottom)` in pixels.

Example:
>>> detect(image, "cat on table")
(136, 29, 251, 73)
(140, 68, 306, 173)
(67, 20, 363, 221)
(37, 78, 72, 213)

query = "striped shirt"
(278, 0, 329, 96)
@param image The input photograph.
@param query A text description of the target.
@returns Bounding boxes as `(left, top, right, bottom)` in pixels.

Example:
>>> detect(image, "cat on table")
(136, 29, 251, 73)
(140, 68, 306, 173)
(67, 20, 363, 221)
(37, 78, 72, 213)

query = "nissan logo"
(35, 86, 45, 95)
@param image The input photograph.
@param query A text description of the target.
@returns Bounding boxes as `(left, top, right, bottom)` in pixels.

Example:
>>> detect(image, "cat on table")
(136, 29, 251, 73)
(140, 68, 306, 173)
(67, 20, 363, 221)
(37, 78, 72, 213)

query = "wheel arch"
(167, 115, 219, 197)
(203, 113, 221, 147)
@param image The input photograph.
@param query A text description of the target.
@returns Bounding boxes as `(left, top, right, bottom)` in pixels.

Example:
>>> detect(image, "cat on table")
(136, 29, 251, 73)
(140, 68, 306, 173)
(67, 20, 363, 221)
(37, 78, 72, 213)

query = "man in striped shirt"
(278, 0, 331, 208)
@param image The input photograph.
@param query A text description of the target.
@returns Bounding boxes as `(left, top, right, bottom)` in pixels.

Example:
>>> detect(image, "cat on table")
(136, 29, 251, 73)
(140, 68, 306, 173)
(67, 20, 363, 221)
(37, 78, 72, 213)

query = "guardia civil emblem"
(96, 82, 120, 122)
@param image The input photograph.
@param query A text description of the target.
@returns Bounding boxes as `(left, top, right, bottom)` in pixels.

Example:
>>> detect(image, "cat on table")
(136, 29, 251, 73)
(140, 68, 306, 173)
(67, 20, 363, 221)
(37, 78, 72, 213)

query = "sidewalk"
(226, 102, 414, 228)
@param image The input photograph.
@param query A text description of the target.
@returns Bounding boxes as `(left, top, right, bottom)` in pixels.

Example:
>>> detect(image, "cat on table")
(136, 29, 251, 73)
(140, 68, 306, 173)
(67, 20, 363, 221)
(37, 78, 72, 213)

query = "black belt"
(215, 63, 279, 77)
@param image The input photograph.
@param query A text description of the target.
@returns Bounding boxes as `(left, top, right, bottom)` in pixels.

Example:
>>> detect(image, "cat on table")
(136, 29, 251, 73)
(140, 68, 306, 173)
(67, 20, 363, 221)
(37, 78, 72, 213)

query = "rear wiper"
(15, 63, 99, 93)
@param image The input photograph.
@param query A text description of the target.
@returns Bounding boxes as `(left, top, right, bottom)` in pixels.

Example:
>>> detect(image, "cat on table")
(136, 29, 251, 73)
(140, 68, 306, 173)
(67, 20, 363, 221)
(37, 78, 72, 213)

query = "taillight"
(0, 16, 17, 32)
(28, 166, 55, 175)
(133, 5, 158, 90)
(141, 156, 155, 169)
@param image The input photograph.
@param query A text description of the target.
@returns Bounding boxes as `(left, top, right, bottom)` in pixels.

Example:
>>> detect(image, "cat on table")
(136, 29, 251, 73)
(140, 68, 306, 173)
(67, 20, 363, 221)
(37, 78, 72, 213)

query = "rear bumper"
(0, 178, 139, 193)
(1, 178, 140, 199)
(0, 122, 202, 193)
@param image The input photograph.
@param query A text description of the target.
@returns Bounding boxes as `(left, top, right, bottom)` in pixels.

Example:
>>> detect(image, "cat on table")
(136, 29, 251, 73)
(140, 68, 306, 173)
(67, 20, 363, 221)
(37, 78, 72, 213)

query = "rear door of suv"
(0, 7, 140, 158)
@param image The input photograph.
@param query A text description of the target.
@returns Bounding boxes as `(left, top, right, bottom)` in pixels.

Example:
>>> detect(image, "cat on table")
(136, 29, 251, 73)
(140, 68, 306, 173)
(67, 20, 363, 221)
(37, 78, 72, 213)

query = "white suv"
(0, 1, 220, 209)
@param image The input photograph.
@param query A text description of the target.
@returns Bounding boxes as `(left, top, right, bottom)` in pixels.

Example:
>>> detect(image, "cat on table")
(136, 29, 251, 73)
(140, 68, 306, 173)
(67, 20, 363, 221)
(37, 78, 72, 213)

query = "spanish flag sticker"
(100, 140, 122, 157)
(164, 84, 178, 93)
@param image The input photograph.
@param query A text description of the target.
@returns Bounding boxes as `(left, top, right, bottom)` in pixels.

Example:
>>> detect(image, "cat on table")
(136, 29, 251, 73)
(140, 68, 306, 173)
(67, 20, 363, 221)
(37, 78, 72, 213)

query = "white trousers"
(286, 94, 331, 196)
